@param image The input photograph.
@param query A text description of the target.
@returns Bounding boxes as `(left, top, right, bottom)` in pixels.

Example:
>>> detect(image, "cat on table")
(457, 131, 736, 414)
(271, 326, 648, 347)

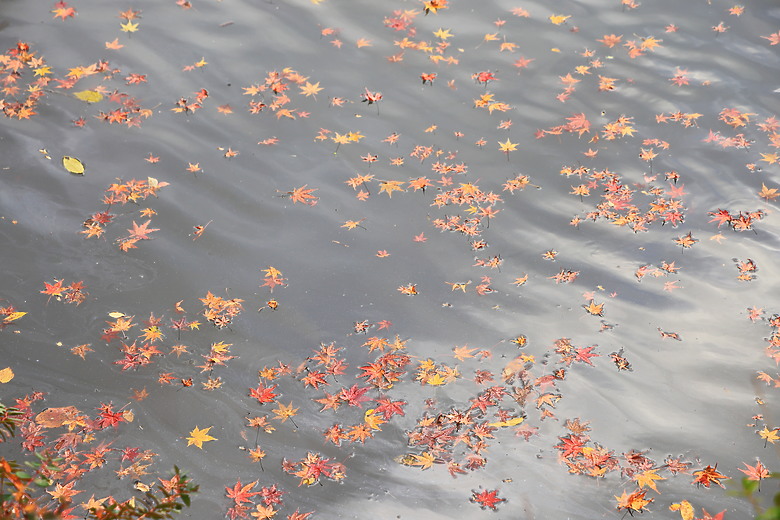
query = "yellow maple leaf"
(498, 139, 518, 153)
(635, 469, 666, 492)
(378, 180, 405, 197)
(341, 219, 366, 230)
(760, 152, 779, 165)
(272, 402, 299, 423)
(251, 504, 277, 519)
(549, 14, 571, 25)
(300, 81, 323, 98)
(120, 21, 139, 32)
(759, 426, 779, 444)
(363, 409, 386, 430)
(583, 300, 604, 316)
(425, 373, 447, 386)
(410, 452, 436, 469)
(262, 266, 283, 279)
(758, 183, 780, 201)
(452, 345, 477, 360)
(186, 426, 217, 448)
(80, 495, 109, 512)
(433, 28, 453, 40)
(640, 36, 662, 51)
(3, 311, 26, 324)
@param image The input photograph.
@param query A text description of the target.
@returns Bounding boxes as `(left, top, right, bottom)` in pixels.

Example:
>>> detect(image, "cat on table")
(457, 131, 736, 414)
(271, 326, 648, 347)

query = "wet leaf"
(62, 156, 85, 175)
(186, 425, 217, 448)
(73, 90, 103, 103)
(0, 367, 14, 383)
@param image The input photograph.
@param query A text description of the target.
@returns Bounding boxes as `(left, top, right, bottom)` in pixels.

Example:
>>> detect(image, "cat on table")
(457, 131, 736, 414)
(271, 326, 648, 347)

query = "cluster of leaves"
(0, 399, 197, 520)
(200, 291, 244, 329)
(0, 304, 26, 329)
(40, 279, 88, 305)
(242, 68, 319, 119)
(101, 307, 239, 393)
(558, 160, 687, 232)
(81, 177, 169, 250)
(223, 479, 300, 520)
(0, 41, 55, 120)
(4, 0, 780, 518)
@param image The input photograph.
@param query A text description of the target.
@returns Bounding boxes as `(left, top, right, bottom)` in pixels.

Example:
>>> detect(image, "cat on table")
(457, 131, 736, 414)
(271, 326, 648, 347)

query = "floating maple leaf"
(615, 488, 652, 514)
(471, 488, 505, 510)
(282, 185, 319, 206)
(186, 425, 217, 449)
(128, 219, 159, 240)
(692, 464, 728, 488)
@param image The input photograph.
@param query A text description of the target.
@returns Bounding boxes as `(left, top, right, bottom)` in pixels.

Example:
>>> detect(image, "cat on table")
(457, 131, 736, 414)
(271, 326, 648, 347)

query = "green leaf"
(14, 470, 30, 479)
(34, 477, 52, 487)
(742, 478, 760, 493)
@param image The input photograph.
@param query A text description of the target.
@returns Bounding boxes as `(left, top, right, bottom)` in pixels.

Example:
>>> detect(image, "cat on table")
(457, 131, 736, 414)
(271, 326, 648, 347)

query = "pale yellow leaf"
(73, 90, 103, 103)
(62, 156, 85, 175)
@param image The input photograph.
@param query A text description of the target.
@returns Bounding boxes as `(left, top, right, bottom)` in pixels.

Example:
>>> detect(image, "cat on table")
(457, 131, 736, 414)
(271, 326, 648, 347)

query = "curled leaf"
(670, 500, 694, 520)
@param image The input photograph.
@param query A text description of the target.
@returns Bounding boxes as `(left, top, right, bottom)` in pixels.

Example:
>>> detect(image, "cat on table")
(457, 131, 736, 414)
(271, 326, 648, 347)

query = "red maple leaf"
(374, 397, 406, 419)
(574, 346, 599, 366)
(555, 434, 588, 458)
(96, 402, 126, 429)
(692, 464, 728, 488)
(339, 384, 371, 407)
(41, 279, 64, 301)
(301, 370, 329, 389)
(249, 383, 278, 404)
(376, 319, 393, 330)
(739, 460, 770, 484)
(471, 489, 505, 510)
(708, 209, 732, 227)
(225, 480, 260, 505)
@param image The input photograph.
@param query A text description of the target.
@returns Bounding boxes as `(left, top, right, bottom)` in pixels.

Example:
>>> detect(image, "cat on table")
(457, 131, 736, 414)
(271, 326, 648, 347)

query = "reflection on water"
(1, 0, 779, 518)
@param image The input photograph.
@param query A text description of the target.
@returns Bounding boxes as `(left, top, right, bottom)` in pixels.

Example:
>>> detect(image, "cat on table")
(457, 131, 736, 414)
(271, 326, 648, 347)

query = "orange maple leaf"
(285, 185, 319, 206)
(583, 300, 604, 316)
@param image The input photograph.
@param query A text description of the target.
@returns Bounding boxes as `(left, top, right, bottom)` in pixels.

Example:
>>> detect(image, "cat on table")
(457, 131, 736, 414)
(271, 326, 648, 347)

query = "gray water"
(1, 0, 779, 518)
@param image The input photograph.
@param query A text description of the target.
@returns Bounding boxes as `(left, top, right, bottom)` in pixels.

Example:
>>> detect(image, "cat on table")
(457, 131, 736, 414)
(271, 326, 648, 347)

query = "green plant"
(729, 473, 780, 520)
